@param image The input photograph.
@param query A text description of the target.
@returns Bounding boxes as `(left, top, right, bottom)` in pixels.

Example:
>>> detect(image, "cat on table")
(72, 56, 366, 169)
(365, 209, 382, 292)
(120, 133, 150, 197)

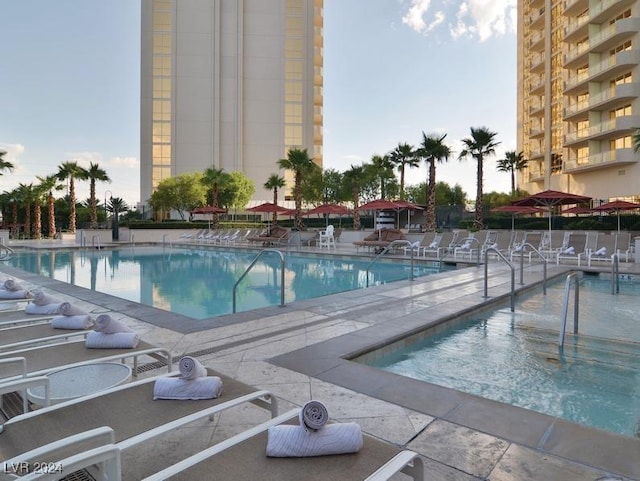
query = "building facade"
(517, 0, 640, 202)
(140, 0, 323, 206)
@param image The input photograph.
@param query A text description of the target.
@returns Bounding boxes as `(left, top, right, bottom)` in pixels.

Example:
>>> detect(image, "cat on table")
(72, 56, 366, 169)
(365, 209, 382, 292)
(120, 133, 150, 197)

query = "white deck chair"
(421, 232, 445, 258)
(588, 233, 617, 267)
(556, 232, 589, 265)
(615, 232, 632, 262)
(318, 225, 336, 249)
(402, 232, 435, 257)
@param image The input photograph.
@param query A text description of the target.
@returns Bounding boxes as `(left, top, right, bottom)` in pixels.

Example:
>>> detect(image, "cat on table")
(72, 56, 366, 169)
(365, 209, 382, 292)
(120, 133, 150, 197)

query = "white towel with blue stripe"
(152, 376, 223, 400)
(58, 301, 88, 317)
(85, 331, 140, 349)
(94, 314, 133, 333)
(3, 279, 24, 292)
(32, 291, 62, 306)
(25, 302, 62, 315)
(51, 315, 94, 330)
(178, 356, 207, 380)
(266, 422, 363, 457)
(0, 289, 31, 299)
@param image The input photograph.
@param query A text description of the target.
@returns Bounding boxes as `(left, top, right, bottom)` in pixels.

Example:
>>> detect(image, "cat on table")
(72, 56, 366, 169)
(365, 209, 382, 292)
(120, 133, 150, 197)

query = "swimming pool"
(364, 273, 640, 438)
(6, 247, 447, 319)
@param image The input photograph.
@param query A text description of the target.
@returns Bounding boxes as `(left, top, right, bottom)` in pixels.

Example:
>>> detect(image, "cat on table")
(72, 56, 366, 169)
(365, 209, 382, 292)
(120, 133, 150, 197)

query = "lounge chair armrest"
(0, 427, 116, 478)
(0, 357, 27, 379)
(364, 450, 424, 481)
(0, 376, 50, 428)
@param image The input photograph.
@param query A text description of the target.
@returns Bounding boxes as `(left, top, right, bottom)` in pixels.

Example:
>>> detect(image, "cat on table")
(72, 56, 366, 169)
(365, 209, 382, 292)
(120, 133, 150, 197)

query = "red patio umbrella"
(591, 200, 640, 231)
(303, 203, 350, 226)
(562, 206, 593, 215)
(492, 205, 544, 231)
(247, 202, 294, 227)
(511, 189, 592, 232)
(191, 205, 227, 214)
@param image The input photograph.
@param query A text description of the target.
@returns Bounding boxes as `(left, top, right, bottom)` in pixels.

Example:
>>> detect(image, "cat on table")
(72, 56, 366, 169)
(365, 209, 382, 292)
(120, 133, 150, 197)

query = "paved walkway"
(1, 238, 639, 480)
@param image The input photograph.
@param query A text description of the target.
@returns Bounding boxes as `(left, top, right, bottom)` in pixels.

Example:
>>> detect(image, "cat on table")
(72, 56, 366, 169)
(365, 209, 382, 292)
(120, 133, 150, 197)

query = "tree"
(277, 148, 318, 231)
(497, 151, 527, 195)
(418, 133, 452, 231)
(226, 171, 255, 213)
(369, 154, 395, 200)
(388, 143, 419, 200)
(0, 150, 15, 176)
(202, 167, 231, 228)
(342, 165, 365, 230)
(56, 161, 89, 233)
(16, 183, 35, 238)
(264, 174, 286, 223)
(458, 127, 500, 228)
(149, 173, 207, 220)
(86, 162, 111, 229)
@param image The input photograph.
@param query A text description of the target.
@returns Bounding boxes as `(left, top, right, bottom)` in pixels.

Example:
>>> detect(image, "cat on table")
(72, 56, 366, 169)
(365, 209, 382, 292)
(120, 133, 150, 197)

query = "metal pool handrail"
(483, 247, 515, 312)
(517, 242, 547, 295)
(365, 240, 414, 288)
(611, 253, 619, 294)
(233, 249, 285, 313)
(0, 244, 15, 261)
(559, 272, 580, 349)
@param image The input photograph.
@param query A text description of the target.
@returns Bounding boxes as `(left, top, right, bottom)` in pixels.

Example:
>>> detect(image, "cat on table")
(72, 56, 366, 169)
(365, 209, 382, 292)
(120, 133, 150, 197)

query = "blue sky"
(0, 0, 516, 207)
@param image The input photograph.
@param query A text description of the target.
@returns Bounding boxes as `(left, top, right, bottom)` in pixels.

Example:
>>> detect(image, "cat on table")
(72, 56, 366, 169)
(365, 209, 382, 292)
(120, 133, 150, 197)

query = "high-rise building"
(140, 0, 323, 207)
(517, 0, 640, 202)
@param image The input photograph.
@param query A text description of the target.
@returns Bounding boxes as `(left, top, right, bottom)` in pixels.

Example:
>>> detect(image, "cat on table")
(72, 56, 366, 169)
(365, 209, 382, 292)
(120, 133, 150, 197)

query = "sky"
(0, 0, 516, 208)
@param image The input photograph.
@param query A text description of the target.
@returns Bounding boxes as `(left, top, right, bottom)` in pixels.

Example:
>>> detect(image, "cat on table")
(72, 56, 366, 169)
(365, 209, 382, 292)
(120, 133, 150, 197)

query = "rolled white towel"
(58, 301, 88, 317)
(513, 243, 523, 252)
(563, 246, 575, 254)
(152, 376, 223, 400)
(51, 315, 93, 330)
(85, 331, 140, 349)
(266, 423, 363, 457)
(594, 247, 607, 256)
(178, 356, 207, 380)
(461, 240, 472, 249)
(428, 241, 438, 248)
(4, 279, 24, 292)
(32, 291, 62, 306)
(25, 302, 62, 315)
(299, 400, 329, 432)
(94, 314, 133, 334)
(490, 242, 498, 249)
(410, 241, 420, 248)
(0, 289, 31, 299)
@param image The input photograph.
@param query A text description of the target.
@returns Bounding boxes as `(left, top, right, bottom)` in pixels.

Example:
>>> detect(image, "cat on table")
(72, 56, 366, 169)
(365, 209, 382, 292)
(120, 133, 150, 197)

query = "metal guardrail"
(483, 247, 515, 312)
(451, 237, 481, 266)
(559, 272, 580, 349)
(517, 242, 548, 295)
(0, 244, 15, 261)
(91, 235, 101, 250)
(365, 240, 414, 288)
(611, 253, 620, 295)
(233, 249, 285, 313)
(162, 234, 173, 249)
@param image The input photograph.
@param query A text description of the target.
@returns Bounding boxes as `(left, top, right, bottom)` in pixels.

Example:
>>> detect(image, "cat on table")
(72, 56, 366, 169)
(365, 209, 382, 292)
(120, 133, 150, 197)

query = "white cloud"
(401, 0, 516, 41)
(66, 151, 103, 169)
(109, 156, 138, 168)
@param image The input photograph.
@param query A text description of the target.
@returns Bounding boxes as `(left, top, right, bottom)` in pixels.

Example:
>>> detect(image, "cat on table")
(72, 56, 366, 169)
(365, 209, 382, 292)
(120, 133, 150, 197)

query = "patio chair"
(615, 232, 632, 262)
(587, 233, 617, 267)
(137, 408, 424, 481)
(0, 320, 92, 352)
(318, 225, 336, 249)
(0, 369, 279, 480)
(453, 232, 478, 259)
(402, 232, 435, 257)
(510, 231, 542, 263)
(556, 232, 589, 265)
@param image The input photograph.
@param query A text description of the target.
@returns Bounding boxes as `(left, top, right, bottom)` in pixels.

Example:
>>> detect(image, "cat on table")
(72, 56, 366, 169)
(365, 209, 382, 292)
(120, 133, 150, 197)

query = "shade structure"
(357, 199, 402, 211)
(492, 205, 544, 231)
(591, 200, 640, 231)
(246, 202, 294, 227)
(562, 206, 593, 215)
(303, 203, 350, 226)
(511, 190, 592, 231)
(191, 205, 227, 215)
(390, 200, 423, 229)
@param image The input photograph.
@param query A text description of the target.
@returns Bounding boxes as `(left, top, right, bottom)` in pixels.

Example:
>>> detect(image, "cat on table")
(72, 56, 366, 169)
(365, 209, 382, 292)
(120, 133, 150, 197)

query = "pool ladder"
(558, 272, 579, 349)
(0, 244, 15, 261)
(233, 249, 285, 313)
(365, 240, 414, 288)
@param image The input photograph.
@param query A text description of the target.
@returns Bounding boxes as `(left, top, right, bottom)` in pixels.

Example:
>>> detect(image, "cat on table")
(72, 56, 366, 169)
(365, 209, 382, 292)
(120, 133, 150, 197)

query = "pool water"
(366, 274, 640, 438)
(7, 247, 445, 319)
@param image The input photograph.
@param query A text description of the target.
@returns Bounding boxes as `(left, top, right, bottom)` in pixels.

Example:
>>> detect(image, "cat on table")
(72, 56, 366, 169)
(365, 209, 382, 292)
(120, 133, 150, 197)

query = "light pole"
(104, 190, 112, 227)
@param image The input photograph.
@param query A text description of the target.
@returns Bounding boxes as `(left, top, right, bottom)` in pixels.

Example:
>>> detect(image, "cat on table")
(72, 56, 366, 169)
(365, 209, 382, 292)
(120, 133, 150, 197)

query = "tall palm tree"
(0, 150, 15, 175)
(264, 174, 286, 224)
(16, 183, 35, 239)
(342, 165, 365, 230)
(202, 167, 229, 229)
(87, 162, 111, 229)
(388, 143, 418, 200)
(496, 151, 527, 195)
(277, 148, 317, 231)
(107, 197, 129, 241)
(37, 175, 61, 239)
(56, 161, 89, 233)
(369, 154, 395, 199)
(458, 127, 500, 228)
(419, 133, 452, 232)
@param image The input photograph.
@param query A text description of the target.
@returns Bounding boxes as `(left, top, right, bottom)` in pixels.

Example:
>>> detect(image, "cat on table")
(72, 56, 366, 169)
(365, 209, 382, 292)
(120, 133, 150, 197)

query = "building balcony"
(529, 125, 546, 138)
(530, 52, 546, 73)
(563, 148, 637, 173)
(530, 102, 545, 117)
(529, 30, 545, 51)
(530, 0, 544, 9)
(589, 0, 636, 24)
(563, 15, 589, 42)
(563, 99, 590, 121)
(529, 8, 545, 28)
(565, 115, 640, 145)
(529, 149, 545, 161)
(589, 17, 640, 53)
(563, 72, 589, 94)
(564, 0, 588, 16)
(563, 41, 589, 68)
(588, 82, 639, 111)
(527, 167, 545, 182)
(530, 75, 545, 95)
(587, 50, 640, 83)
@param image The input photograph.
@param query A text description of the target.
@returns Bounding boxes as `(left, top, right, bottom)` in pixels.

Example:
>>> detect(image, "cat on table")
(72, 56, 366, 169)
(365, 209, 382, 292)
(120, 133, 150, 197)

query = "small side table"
(27, 362, 132, 407)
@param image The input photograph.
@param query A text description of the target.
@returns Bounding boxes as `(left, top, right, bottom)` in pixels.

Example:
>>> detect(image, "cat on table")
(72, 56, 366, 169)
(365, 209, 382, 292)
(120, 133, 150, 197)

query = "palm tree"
(277, 148, 317, 231)
(0, 150, 15, 175)
(87, 162, 111, 229)
(388, 143, 419, 200)
(202, 167, 230, 229)
(343, 165, 365, 230)
(458, 127, 500, 228)
(369, 154, 395, 199)
(264, 174, 286, 224)
(496, 151, 527, 195)
(37, 175, 62, 239)
(107, 197, 129, 241)
(419, 133, 452, 232)
(16, 183, 35, 239)
(56, 161, 89, 233)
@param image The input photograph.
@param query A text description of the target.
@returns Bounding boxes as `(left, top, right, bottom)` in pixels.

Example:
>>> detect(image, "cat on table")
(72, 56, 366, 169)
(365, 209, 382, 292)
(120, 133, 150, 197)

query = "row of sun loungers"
(0, 277, 424, 480)
(178, 228, 261, 245)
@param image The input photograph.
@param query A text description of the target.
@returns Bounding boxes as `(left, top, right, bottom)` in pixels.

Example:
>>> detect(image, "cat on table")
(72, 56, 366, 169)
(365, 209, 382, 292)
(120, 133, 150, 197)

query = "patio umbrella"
(511, 189, 592, 232)
(191, 205, 227, 228)
(357, 199, 403, 230)
(492, 205, 544, 231)
(562, 206, 593, 215)
(247, 202, 293, 228)
(591, 200, 640, 232)
(303, 203, 350, 226)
